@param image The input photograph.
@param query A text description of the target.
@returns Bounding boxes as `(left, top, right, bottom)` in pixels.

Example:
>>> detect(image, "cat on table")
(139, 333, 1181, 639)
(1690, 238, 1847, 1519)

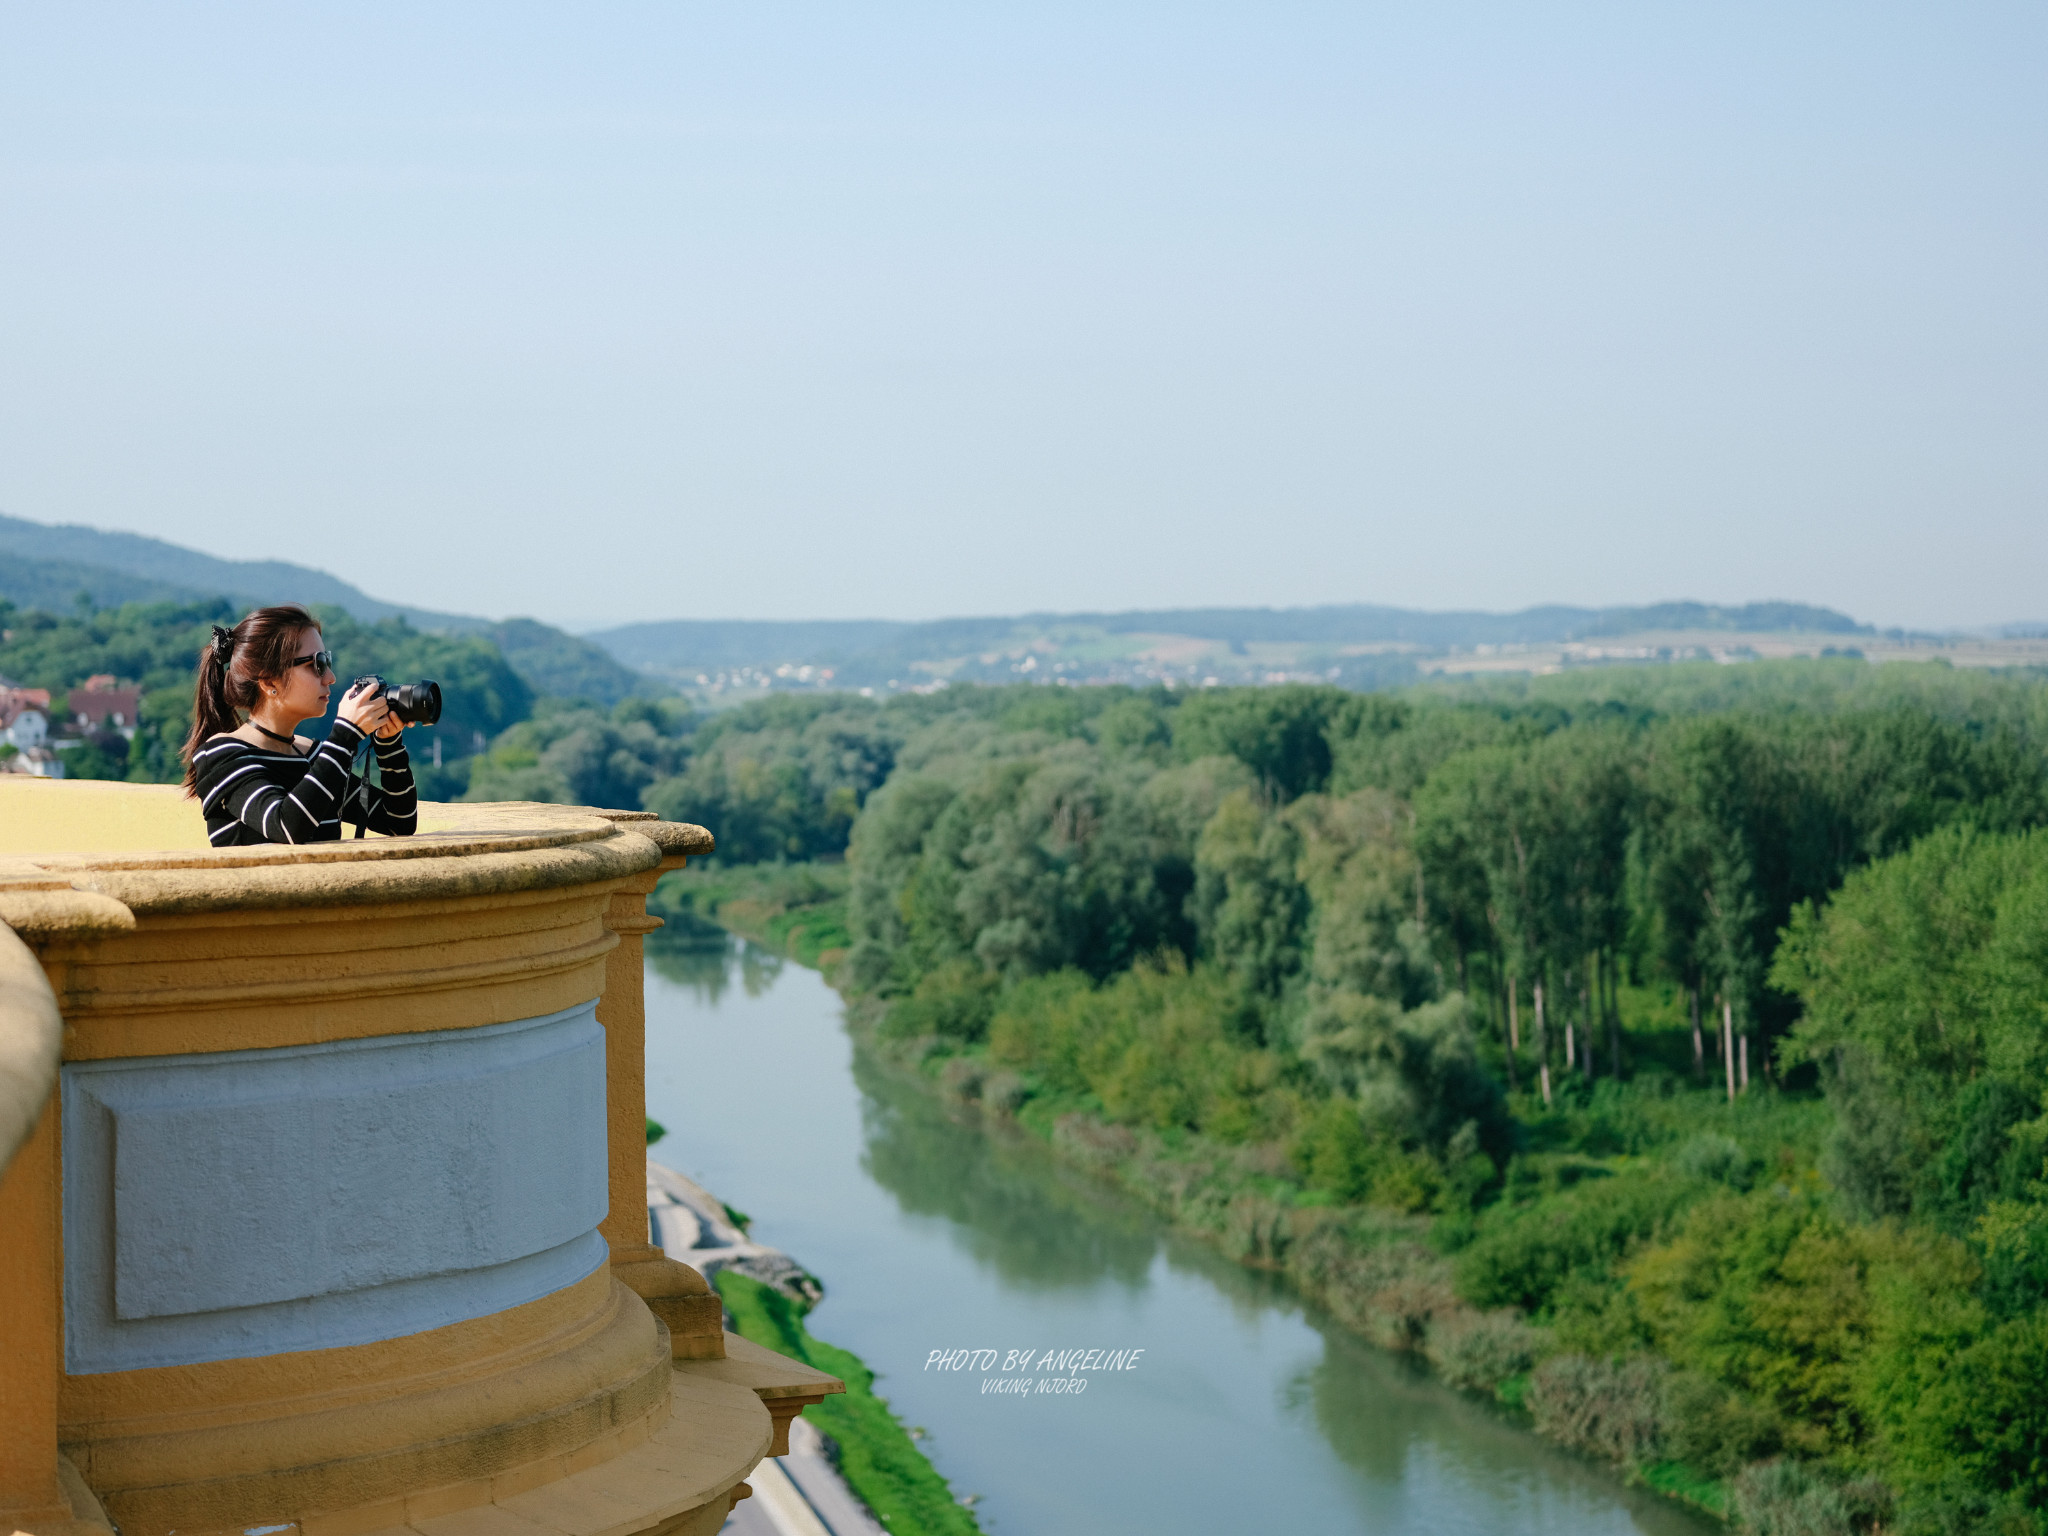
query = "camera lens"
(387, 680, 442, 726)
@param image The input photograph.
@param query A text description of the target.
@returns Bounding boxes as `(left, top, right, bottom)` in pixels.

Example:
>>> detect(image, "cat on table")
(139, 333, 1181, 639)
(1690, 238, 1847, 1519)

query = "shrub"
(937, 1056, 984, 1100)
(1428, 1310, 1543, 1395)
(1526, 1353, 1666, 1465)
(1885, 1308, 2048, 1514)
(1661, 1371, 1784, 1477)
(881, 960, 1000, 1043)
(979, 1070, 1028, 1114)
(1731, 1459, 1891, 1536)
(1456, 1172, 1700, 1315)
(1293, 1099, 1377, 1204)
(1676, 1132, 1756, 1188)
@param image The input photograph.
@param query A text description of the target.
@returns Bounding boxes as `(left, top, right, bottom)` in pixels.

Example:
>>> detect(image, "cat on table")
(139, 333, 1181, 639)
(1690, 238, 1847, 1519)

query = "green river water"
(643, 934, 1717, 1536)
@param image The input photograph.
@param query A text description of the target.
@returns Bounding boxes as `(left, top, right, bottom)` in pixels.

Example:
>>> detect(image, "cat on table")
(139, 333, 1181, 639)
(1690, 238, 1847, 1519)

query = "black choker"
(250, 721, 296, 747)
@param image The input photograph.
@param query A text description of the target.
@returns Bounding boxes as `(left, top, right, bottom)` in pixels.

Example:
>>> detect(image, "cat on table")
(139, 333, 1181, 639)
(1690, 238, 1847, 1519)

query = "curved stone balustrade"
(0, 923, 60, 1173)
(0, 783, 838, 1536)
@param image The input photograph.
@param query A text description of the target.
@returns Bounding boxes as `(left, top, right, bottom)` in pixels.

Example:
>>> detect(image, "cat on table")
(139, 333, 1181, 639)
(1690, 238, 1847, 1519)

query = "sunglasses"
(284, 650, 337, 675)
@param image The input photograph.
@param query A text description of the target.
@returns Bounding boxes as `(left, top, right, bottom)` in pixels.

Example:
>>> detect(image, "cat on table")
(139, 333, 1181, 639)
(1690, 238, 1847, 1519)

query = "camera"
(351, 675, 443, 727)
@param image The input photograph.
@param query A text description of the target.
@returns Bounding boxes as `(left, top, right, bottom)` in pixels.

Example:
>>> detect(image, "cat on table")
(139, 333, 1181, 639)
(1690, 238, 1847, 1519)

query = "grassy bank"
(651, 859, 853, 970)
(717, 1272, 981, 1536)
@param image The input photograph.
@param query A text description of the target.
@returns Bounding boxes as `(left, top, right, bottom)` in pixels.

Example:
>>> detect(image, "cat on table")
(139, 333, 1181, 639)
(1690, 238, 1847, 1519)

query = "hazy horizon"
(3, 4, 2044, 633)
(2, 502, 2040, 637)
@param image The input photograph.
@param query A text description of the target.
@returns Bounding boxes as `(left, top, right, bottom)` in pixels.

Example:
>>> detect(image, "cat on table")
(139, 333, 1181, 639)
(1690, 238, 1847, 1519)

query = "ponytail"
(182, 605, 320, 793)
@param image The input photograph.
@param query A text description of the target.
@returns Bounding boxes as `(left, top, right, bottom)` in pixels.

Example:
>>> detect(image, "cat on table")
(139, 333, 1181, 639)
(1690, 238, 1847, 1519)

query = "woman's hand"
(337, 679, 394, 738)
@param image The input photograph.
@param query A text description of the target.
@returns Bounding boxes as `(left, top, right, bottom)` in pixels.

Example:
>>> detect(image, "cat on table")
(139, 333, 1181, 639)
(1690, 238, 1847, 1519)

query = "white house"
(1, 704, 50, 750)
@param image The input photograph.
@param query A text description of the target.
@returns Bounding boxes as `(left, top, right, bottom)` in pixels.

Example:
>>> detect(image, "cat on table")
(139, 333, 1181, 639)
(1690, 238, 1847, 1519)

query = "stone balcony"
(0, 778, 839, 1536)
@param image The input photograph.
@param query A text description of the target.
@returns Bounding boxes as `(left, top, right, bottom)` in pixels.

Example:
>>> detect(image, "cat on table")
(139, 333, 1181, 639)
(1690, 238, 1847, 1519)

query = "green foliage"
(1087, 691, 1174, 760)
(1774, 827, 2048, 1228)
(1191, 788, 1309, 1013)
(1895, 1310, 2048, 1513)
(715, 1273, 981, 1536)
(1636, 1457, 1733, 1519)
(985, 960, 1292, 1141)
(1660, 1371, 1784, 1477)
(1293, 1097, 1378, 1202)
(60, 730, 130, 781)
(0, 596, 534, 782)
(645, 694, 900, 861)
(1627, 1189, 1892, 1451)
(1, 596, 238, 781)
(484, 617, 647, 707)
(880, 961, 1000, 1044)
(648, 862, 853, 970)
(465, 696, 691, 807)
(641, 660, 2048, 1521)
(1171, 684, 1346, 798)
(1455, 1169, 1703, 1316)
(848, 747, 1198, 990)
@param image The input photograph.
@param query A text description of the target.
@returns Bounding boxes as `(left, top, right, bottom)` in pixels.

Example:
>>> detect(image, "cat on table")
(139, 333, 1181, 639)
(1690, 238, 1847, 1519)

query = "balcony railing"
(0, 783, 838, 1536)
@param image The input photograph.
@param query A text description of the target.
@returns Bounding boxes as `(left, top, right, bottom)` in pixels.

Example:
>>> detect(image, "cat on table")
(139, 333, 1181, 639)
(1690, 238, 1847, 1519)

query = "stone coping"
(0, 794, 711, 938)
(337, 1366, 770, 1536)
(682, 1332, 845, 1404)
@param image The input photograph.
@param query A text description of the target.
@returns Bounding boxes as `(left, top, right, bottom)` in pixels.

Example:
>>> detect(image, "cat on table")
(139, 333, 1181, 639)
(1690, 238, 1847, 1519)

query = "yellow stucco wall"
(0, 795, 799, 1536)
(0, 780, 209, 854)
(0, 778, 484, 856)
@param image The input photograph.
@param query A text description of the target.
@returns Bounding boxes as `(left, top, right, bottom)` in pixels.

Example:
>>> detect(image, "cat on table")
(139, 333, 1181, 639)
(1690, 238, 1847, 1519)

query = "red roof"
(69, 681, 142, 727)
(0, 686, 52, 728)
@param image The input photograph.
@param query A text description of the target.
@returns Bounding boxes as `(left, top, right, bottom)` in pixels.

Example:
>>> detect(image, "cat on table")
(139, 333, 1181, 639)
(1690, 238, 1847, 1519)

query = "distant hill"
(481, 619, 645, 708)
(0, 512, 483, 632)
(0, 512, 648, 707)
(590, 600, 1873, 694)
(0, 550, 217, 613)
(4, 511, 1932, 705)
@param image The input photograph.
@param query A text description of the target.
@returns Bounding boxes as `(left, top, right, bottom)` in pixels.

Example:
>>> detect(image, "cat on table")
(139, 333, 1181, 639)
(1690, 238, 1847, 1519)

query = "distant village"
(0, 674, 141, 777)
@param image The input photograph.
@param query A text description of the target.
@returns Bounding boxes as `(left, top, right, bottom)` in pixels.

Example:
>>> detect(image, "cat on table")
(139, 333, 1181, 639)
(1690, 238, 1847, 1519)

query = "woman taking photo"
(183, 604, 419, 846)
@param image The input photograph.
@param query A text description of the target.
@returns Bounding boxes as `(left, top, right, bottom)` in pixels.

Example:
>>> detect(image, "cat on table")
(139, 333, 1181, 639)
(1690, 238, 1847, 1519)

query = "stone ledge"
(330, 1368, 769, 1536)
(0, 793, 708, 933)
(675, 1334, 844, 1457)
(583, 813, 714, 860)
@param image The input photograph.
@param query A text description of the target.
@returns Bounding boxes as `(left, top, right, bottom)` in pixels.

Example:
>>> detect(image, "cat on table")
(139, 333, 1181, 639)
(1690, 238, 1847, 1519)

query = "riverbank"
(644, 912, 1726, 1534)
(644, 1148, 981, 1536)
(719, 1273, 981, 1536)
(654, 871, 1740, 1529)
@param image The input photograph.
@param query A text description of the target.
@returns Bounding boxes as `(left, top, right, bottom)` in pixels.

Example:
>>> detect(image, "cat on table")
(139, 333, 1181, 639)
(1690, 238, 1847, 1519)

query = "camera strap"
(348, 734, 375, 839)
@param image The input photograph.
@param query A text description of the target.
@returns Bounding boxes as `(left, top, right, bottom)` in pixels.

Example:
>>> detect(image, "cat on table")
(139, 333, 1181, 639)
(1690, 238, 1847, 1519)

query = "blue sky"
(1, 3, 2042, 629)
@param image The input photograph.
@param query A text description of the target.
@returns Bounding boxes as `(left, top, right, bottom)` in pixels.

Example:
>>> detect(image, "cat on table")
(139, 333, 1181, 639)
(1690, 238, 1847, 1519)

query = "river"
(642, 932, 1714, 1536)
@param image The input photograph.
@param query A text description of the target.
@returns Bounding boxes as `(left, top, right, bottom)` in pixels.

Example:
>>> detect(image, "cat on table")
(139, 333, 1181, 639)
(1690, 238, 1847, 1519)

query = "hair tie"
(211, 625, 234, 664)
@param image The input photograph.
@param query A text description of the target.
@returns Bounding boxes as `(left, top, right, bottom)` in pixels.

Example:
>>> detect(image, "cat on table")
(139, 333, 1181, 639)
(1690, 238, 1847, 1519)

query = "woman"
(183, 605, 419, 846)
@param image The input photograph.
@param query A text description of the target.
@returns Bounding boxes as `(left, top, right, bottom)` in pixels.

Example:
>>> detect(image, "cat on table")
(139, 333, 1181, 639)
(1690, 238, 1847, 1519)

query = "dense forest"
(630, 664, 2048, 1536)
(16, 593, 2048, 1532)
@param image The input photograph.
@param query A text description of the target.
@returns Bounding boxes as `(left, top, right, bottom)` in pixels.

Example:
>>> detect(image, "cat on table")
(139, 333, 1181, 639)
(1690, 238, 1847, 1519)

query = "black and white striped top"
(191, 720, 418, 846)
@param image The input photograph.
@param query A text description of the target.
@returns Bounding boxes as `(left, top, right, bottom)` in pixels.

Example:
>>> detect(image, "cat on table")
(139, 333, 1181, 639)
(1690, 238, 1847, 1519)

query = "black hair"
(181, 605, 320, 793)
